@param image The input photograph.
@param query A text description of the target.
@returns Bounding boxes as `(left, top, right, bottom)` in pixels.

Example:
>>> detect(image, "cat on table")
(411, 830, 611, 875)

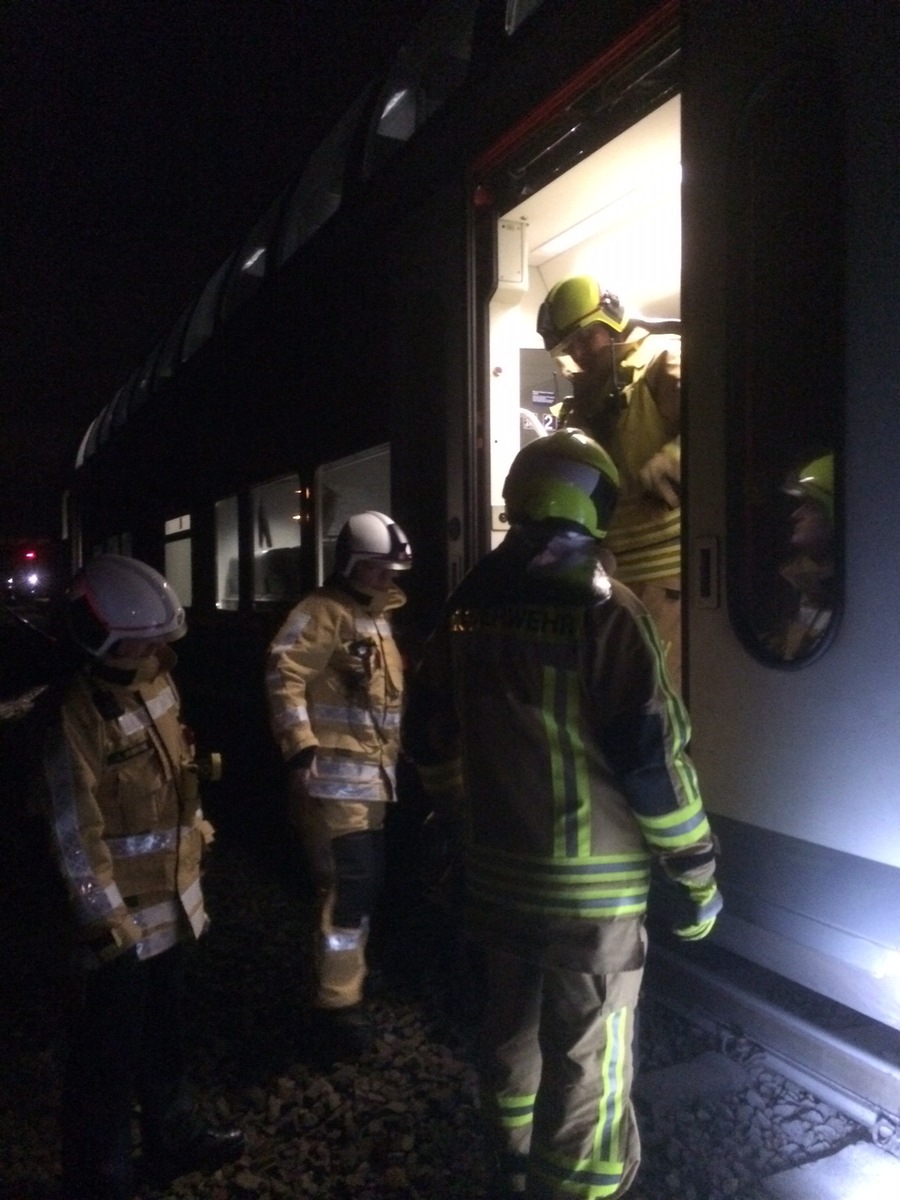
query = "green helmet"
(537, 276, 628, 355)
(503, 428, 619, 539)
(784, 453, 834, 522)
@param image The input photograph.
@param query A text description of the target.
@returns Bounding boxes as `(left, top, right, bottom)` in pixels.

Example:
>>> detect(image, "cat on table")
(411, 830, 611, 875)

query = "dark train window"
(361, 0, 476, 180)
(505, 0, 545, 35)
(181, 253, 235, 365)
(726, 58, 843, 666)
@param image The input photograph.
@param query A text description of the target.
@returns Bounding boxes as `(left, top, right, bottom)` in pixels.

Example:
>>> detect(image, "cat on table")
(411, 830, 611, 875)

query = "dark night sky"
(1, 0, 429, 541)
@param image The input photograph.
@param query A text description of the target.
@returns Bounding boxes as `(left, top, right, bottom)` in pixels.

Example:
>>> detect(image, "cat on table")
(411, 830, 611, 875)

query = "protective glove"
(673, 880, 722, 942)
(639, 447, 681, 507)
(287, 764, 336, 897)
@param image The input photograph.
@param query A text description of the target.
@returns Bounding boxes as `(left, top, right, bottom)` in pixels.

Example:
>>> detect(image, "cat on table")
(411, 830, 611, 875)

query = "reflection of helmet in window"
(67, 554, 186, 657)
(537, 276, 629, 356)
(335, 511, 412, 577)
(783, 453, 834, 523)
(503, 428, 619, 540)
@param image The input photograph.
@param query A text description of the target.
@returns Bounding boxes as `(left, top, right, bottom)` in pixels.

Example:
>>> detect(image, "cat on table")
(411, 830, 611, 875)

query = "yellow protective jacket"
(42, 646, 209, 965)
(266, 578, 406, 802)
(403, 526, 718, 974)
(563, 328, 681, 585)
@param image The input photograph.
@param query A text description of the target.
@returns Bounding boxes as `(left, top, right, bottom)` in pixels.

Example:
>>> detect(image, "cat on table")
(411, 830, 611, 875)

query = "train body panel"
(65, 1, 900, 1029)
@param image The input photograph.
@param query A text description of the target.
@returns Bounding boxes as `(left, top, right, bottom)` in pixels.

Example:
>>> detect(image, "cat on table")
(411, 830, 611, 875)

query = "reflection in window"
(215, 496, 239, 611)
(756, 452, 835, 662)
(726, 58, 843, 666)
(315, 445, 391, 584)
(251, 475, 304, 608)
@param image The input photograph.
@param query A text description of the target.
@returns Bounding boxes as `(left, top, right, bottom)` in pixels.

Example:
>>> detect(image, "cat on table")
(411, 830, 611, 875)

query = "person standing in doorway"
(537, 276, 683, 690)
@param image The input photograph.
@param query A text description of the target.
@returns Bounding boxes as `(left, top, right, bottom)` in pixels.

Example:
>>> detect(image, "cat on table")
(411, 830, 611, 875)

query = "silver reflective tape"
(313, 758, 381, 782)
(133, 898, 179, 930)
(45, 725, 122, 922)
(106, 826, 193, 859)
(136, 927, 179, 960)
(271, 611, 312, 653)
(275, 704, 309, 731)
(323, 918, 368, 953)
(313, 704, 399, 729)
(116, 686, 176, 737)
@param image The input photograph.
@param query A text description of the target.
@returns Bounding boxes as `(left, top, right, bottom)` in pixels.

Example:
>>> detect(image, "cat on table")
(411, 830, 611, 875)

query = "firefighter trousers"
(478, 946, 643, 1200)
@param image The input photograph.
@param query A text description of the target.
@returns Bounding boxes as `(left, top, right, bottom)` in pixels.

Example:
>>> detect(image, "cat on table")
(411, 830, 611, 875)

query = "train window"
(360, 0, 476, 180)
(726, 59, 843, 667)
(505, 0, 545, 36)
(153, 302, 194, 389)
(314, 444, 391, 584)
(219, 189, 286, 324)
(164, 514, 192, 608)
(251, 474, 304, 608)
(180, 253, 236, 366)
(274, 90, 372, 270)
(215, 495, 239, 611)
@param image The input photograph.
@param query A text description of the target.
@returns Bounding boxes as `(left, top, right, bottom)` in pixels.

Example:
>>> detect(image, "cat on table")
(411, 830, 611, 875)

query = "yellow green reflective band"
(542, 665, 592, 858)
(466, 857, 650, 918)
(497, 1092, 535, 1130)
(637, 803, 712, 851)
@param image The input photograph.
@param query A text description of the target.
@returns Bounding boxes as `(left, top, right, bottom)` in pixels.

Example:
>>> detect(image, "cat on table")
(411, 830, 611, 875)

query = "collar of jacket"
(329, 575, 406, 615)
(90, 642, 177, 686)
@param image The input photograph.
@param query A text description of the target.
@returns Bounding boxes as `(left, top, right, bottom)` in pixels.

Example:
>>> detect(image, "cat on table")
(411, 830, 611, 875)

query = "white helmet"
(67, 554, 186, 657)
(335, 511, 412, 577)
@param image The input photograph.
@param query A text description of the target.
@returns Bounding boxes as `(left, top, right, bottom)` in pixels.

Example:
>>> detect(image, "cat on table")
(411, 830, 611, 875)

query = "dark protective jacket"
(403, 525, 718, 973)
(42, 646, 209, 964)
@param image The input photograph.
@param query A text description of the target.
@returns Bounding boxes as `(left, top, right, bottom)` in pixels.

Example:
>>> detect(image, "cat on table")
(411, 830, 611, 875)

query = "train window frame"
(164, 514, 192, 608)
(215, 495, 240, 612)
(724, 57, 844, 670)
(250, 474, 304, 610)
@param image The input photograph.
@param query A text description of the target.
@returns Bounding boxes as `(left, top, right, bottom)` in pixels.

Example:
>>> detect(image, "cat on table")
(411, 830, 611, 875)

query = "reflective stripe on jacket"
(403, 526, 716, 974)
(266, 579, 405, 802)
(42, 647, 208, 963)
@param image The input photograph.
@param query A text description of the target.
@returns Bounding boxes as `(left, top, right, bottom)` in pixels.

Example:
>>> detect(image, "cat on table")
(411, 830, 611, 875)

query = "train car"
(65, 0, 900, 1033)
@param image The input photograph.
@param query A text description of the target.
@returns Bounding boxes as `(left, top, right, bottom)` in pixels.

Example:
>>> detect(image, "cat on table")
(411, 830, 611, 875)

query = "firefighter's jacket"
(403, 525, 718, 974)
(266, 577, 406, 803)
(562, 328, 681, 586)
(42, 646, 209, 966)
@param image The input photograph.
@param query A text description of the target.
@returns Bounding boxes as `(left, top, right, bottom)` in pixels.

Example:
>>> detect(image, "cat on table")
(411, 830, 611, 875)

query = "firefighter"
(403, 430, 720, 1200)
(42, 555, 244, 1200)
(537, 275, 683, 691)
(772, 451, 835, 661)
(266, 511, 411, 1060)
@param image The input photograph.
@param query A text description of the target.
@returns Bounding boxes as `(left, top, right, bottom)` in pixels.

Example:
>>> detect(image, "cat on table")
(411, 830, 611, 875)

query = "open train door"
(682, 2, 900, 1027)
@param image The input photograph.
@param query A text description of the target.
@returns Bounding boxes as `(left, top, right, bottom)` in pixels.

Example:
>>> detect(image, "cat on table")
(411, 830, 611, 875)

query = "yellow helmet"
(784, 453, 834, 523)
(537, 276, 628, 355)
(503, 428, 619, 539)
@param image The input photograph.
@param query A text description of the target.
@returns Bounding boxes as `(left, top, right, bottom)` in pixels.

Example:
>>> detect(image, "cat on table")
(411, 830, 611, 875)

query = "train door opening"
(484, 95, 681, 547)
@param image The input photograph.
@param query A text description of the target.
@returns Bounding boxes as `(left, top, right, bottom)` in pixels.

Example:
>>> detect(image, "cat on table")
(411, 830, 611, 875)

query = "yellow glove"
(639, 447, 681, 507)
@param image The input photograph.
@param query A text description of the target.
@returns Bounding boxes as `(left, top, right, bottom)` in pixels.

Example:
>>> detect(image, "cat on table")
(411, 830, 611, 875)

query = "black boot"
(141, 1117, 245, 1188)
(310, 1004, 374, 1064)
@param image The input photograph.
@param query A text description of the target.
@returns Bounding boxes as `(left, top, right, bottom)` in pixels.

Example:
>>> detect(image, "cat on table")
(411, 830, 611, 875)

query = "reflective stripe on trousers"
(479, 947, 643, 1200)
